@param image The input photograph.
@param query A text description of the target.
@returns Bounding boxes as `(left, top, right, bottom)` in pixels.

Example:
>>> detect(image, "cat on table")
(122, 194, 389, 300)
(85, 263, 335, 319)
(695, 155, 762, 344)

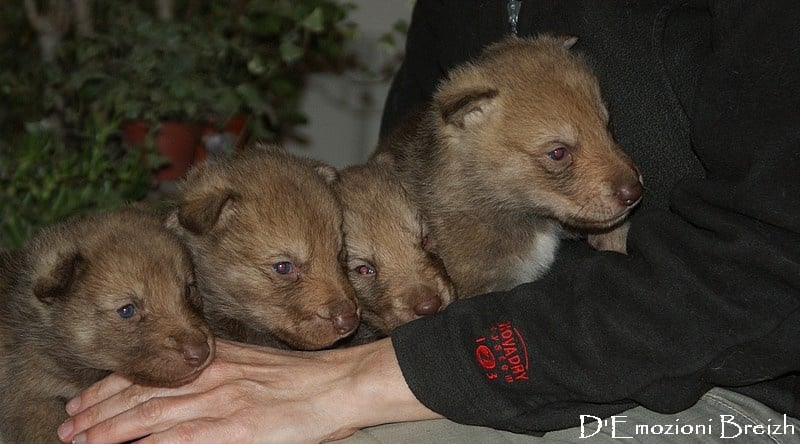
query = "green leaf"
(236, 83, 274, 115)
(302, 7, 325, 33)
(279, 40, 304, 64)
(393, 19, 409, 34)
(247, 55, 267, 75)
(379, 33, 397, 49)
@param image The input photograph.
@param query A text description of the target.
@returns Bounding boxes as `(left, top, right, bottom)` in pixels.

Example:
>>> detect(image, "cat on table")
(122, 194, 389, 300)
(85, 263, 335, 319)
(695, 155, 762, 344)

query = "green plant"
(68, 1, 356, 141)
(0, 0, 360, 248)
(0, 113, 163, 250)
(225, 0, 357, 139)
(89, 5, 235, 125)
(1, 0, 357, 142)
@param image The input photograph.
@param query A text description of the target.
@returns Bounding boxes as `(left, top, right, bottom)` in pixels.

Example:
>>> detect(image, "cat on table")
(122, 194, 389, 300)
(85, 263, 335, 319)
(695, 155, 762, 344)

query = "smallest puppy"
(0, 207, 215, 443)
(336, 158, 455, 339)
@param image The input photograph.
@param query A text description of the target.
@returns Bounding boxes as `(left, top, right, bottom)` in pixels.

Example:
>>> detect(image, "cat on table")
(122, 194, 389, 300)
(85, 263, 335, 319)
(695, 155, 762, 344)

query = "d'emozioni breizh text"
(579, 414, 796, 439)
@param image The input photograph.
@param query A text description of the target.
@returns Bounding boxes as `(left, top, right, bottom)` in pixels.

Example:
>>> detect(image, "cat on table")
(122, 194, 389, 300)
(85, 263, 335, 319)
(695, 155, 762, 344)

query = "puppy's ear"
(559, 35, 579, 49)
(369, 151, 396, 168)
(313, 164, 339, 184)
(176, 189, 237, 235)
(33, 251, 84, 304)
(435, 86, 499, 129)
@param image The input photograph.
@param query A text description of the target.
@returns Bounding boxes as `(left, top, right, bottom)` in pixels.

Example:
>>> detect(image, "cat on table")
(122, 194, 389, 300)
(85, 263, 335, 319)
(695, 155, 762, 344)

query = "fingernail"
(57, 420, 73, 441)
(71, 432, 87, 444)
(65, 397, 81, 415)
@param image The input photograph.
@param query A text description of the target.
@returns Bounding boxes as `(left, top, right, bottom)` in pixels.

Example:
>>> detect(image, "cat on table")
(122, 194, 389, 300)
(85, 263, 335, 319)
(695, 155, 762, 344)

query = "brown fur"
(374, 35, 643, 297)
(166, 145, 359, 350)
(335, 161, 455, 338)
(0, 207, 214, 443)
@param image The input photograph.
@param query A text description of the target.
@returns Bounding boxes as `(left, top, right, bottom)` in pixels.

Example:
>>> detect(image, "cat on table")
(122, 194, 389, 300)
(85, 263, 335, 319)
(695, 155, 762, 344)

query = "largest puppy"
(167, 146, 360, 350)
(375, 35, 643, 296)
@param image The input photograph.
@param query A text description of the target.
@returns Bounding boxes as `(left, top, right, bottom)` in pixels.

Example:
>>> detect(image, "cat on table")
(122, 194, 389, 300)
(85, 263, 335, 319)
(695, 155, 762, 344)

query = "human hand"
(58, 338, 440, 444)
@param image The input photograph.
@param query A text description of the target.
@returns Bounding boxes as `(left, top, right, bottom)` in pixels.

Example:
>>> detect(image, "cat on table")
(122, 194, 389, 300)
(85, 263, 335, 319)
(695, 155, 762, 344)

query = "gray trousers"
(339, 388, 800, 443)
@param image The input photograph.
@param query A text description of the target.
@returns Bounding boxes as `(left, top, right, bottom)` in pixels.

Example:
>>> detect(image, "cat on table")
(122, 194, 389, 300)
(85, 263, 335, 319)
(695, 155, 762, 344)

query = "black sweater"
(386, 0, 800, 434)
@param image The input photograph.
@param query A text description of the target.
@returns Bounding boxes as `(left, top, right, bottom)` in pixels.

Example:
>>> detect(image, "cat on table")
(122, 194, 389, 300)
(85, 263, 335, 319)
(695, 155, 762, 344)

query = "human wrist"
(333, 338, 442, 431)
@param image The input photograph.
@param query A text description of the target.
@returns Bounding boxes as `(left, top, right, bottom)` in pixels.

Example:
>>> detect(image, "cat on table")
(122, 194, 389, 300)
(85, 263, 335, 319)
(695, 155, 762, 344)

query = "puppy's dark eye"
(117, 304, 136, 319)
(184, 284, 194, 301)
(355, 264, 375, 276)
(273, 261, 293, 275)
(547, 146, 568, 161)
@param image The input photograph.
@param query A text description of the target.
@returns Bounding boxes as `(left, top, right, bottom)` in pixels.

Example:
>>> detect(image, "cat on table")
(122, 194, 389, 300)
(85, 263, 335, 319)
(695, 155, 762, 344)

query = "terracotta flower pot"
(121, 120, 200, 181)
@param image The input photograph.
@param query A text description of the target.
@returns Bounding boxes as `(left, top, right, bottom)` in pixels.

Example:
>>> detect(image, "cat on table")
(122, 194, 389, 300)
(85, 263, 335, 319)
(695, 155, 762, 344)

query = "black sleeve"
(390, 0, 800, 434)
(379, 1, 507, 138)
(377, 0, 441, 138)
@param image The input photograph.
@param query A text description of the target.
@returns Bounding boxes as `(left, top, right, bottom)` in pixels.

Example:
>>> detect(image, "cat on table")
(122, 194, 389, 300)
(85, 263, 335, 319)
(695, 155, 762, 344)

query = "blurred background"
(0, 0, 413, 248)
(283, 0, 411, 167)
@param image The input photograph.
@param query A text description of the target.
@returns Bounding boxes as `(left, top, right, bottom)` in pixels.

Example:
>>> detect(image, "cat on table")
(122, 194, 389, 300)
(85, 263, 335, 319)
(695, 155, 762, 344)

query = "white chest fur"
(513, 225, 561, 284)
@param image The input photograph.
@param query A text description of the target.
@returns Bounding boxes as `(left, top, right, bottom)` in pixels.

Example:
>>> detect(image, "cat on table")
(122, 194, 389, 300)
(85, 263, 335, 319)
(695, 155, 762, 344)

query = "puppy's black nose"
(414, 298, 442, 316)
(410, 285, 443, 317)
(333, 312, 359, 336)
(615, 180, 643, 206)
(182, 341, 210, 367)
(323, 301, 359, 336)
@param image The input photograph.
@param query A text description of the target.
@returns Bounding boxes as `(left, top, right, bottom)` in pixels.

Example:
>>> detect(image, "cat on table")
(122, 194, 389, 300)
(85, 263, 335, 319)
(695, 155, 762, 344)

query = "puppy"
(375, 35, 643, 297)
(335, 160, 455, 339)
(0, 207, 214, 443)
(166, 145, 360, 350)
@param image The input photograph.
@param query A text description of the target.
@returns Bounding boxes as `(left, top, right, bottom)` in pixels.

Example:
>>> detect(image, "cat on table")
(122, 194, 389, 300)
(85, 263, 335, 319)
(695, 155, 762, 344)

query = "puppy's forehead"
(69, 265, 176, 320)
(268, 187, 339, 234)
(494, 77, 606, 147)
(476, 39, 604, 108)
(356, 197, 420, 243)
(219, 166, 343, 263)
(87, 241, 188, 287)
(342, 166, 419, 217)
(339, 168, 422, 246)
(228, 159, 340, 223)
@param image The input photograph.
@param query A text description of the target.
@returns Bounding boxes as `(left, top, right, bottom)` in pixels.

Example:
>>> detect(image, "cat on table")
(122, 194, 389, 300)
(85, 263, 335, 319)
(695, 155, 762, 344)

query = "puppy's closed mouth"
(567, 209, 633, 230)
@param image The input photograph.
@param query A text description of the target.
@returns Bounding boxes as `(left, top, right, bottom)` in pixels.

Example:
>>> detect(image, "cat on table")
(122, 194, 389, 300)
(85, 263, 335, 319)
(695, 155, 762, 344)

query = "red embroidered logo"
(474, 321, 529, 384)
(475, 345, 496, 370)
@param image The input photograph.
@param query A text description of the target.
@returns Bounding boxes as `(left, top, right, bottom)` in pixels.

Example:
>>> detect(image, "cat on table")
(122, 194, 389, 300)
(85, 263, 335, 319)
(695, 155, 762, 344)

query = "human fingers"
(66, 380, 291, 444)
(67, 391, 219, 444)
(64, 373, 133, 416)
(59, 344, 276, 444)
(59, 381, 184, 443)
(60, 364, 229, 444)
(60, 344, 253, 420)
(130, 408, 356, 444)
(132, 417, 256, 444)
(59, 341, 244, 441)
